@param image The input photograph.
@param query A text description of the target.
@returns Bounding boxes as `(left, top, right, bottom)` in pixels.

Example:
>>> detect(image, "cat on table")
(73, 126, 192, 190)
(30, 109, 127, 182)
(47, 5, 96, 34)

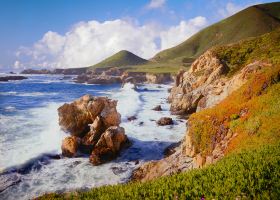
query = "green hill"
(152, 2, 280, 65)
(88, 50, 148, 70)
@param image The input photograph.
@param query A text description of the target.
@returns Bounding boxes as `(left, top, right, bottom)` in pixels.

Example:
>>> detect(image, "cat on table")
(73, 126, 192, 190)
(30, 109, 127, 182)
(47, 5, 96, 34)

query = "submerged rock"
(58, 94, 129, 165)
(152, 105, 162, 111)
(157, 117, 174, 126)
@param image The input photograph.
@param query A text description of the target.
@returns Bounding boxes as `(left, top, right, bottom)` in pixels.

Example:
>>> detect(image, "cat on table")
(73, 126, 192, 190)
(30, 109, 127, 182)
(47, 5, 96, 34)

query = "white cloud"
(218, 1, 259, 18)
(146, 0, 166, 9)
(160, 16, 207, 49)
(218, 2, 242, 18)
(16, 17, 208, 69)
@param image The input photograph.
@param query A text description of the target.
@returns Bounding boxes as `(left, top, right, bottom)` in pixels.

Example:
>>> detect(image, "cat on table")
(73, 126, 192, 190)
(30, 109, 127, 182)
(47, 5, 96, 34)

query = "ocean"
(0, 74, 185, 199)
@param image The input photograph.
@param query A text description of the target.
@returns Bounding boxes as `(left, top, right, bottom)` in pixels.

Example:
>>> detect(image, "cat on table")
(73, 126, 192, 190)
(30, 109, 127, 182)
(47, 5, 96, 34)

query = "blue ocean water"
(0, 74, 186, 199)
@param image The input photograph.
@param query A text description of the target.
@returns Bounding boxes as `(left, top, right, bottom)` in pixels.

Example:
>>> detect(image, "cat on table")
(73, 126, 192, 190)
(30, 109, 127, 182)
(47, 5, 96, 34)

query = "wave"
(0, 91, 58, 97)
(0, 103, 66, 171)
(113, 83, 142, 120)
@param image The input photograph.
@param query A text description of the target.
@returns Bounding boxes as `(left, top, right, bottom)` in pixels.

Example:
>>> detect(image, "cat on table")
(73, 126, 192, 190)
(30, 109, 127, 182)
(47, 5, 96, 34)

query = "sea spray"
(113, 83, 142, 121)
(0, 103, 66, 170)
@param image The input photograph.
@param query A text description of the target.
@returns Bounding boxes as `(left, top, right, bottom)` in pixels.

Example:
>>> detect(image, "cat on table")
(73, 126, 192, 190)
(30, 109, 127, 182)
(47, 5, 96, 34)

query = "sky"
(0, 0, 278, 72)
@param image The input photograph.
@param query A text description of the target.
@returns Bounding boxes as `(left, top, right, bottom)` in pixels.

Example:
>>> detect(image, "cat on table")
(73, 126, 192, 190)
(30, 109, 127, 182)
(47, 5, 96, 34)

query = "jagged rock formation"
(58, 94, 129, 165)
(169, 50, 269, 115)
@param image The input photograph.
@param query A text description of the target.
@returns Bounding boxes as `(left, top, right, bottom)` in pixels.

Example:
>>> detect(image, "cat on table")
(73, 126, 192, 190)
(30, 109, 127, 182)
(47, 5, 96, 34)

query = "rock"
(100, 100, 121, 127)
(145, 73, 172, 84)
(139, 121, 144, 126)
(163, 142, 181, 157)
(61, 136, 80, 157)
(0, 76, 27, 82)
(80, 117, 105, 153)
(152, 105, 162, 111)
(127, 116, 137, 121)
(57, 95, 120, 137)
(131, 147, 193, 182)
(157, 117, 174, 126)
(58, 94, 128, 165)
(87, 76, 122, 84)
(168, 51, 269, 115)
(90, 126, 128, 165)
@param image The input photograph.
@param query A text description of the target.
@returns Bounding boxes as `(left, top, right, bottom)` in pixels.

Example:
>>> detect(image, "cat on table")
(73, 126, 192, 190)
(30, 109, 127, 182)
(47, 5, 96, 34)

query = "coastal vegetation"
(38, 143, 280, 199)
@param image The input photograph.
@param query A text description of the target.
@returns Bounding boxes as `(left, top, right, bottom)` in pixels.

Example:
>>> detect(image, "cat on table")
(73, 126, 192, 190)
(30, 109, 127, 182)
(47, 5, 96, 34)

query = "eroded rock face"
(131, 145, 193, 182)
(58, 94, 128, 165)
(132, 51, 271, 181)
(168, 50, 268, 115)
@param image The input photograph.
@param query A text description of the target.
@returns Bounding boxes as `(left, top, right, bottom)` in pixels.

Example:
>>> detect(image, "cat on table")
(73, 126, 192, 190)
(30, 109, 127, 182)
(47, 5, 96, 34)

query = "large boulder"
(58, 95, 118, 137)
(89, 126, 128, 165)
(58, 94, 128, 165)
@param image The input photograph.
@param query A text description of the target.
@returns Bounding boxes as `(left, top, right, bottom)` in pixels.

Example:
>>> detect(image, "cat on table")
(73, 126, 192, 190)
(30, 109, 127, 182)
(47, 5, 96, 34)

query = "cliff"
(132, 29, 280, 181)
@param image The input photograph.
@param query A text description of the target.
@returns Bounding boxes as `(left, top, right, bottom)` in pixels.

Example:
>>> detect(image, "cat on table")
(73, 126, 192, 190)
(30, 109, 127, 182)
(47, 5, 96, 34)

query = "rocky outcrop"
(76, 68, 173, 85)
(131, 144, 193, 182)
(0, 76, 27, 82)
(168, 50, 268, 115)
(58, 94, 128, 165)
(132, 50, 271, 182)
(145, 73, 173, 84)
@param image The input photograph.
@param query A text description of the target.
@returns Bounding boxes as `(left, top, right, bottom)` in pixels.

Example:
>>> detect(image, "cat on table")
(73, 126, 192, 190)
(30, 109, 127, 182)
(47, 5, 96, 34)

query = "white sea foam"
(4, 106, 16, 112)
(113, 83, 142, 120)
(0, 103, 66, 170)
(0, 83, 186, 200)
(0, 91, 58, 97)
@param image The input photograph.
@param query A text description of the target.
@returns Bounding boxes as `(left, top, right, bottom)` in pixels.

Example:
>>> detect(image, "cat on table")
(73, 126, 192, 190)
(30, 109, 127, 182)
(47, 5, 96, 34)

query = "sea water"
(0, 74, 186, 199)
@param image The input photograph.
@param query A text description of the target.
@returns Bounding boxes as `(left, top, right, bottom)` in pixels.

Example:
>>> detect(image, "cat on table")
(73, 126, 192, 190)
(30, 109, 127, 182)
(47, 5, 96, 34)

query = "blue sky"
(0, 0, 278, 71)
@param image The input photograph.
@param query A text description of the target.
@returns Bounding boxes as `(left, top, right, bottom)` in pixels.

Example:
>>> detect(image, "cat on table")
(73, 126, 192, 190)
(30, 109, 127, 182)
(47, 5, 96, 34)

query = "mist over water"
(0, 75, 186, 199)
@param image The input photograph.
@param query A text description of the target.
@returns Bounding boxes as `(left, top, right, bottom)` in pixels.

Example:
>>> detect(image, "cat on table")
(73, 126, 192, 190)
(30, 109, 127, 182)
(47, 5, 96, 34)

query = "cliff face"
(168, 50, 268, 115)
(132, 47, 275, 181)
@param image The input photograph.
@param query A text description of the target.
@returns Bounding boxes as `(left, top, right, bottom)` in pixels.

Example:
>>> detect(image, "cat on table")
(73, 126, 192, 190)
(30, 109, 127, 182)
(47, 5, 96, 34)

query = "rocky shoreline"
(130, 48, 272, 182)
(75, 67, 173, 84)
(0, 76, 27, 82)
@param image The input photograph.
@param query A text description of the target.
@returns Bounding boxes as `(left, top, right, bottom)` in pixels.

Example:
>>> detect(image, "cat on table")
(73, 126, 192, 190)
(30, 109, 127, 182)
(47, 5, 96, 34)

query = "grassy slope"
(39, 29, 280, 199)
(39, 144, 280, 199)
(187, 28, 280, 157)
(152, 2, 280, 64)
(88, 50, 147, 70)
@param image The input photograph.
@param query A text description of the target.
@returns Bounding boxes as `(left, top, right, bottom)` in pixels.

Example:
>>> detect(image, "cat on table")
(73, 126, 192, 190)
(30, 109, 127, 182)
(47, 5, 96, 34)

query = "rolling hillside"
(152, 2, 280, 64)
(88, 50, 148, 70)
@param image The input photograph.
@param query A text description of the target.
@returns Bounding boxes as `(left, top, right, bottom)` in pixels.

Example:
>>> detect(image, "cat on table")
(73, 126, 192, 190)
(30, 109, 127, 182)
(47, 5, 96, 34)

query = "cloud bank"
(16, 16, 207, 69)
